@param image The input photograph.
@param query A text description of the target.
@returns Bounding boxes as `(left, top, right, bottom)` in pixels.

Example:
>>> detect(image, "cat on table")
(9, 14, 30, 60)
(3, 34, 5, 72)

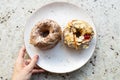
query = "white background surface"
(0, 0, 120, 80)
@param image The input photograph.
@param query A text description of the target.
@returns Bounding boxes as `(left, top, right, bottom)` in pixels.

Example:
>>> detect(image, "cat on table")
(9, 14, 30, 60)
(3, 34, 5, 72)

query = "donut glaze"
(30, 19, 61, 50)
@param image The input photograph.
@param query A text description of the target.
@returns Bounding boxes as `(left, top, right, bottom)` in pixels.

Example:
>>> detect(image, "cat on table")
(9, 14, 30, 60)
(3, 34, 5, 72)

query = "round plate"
(24, 2, 96, 73)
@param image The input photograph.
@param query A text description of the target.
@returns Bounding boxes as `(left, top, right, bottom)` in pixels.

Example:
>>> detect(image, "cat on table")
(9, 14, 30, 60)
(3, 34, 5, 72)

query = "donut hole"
(39, 29, 49, 37)
(75, 30, 81, 37)
(42, 30, 49, 37)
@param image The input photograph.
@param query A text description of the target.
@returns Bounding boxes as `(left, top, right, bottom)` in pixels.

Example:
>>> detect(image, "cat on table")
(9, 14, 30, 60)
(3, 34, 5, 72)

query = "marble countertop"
(0, 0, 120, 80)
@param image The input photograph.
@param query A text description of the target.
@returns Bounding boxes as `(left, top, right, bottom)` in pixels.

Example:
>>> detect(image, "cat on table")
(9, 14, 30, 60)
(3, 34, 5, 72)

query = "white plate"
(24, 2, 96, 73)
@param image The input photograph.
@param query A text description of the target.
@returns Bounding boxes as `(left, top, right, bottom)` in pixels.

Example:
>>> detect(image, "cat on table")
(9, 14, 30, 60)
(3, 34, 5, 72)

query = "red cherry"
(84, 34, 91, 40)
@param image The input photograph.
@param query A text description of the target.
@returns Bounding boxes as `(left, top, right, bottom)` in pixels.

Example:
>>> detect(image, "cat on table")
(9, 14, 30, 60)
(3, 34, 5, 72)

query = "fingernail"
(35, 55, 39, 59)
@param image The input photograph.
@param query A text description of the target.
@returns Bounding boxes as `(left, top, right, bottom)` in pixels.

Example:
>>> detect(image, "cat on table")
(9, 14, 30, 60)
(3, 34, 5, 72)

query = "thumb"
(27, 55, 39, 71)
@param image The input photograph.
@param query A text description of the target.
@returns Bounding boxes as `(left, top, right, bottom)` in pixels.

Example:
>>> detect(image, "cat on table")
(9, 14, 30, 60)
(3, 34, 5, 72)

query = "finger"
(33, 64, 41, 69)
(24, 59, 31, 65)
(32, 69, 45, 74)
(24, 59, 40, 68)
(18, 46, 26, 59)
(27, 55, 39, 71)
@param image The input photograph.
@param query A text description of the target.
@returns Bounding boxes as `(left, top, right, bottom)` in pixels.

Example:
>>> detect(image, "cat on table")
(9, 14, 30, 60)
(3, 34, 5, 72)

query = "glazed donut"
(63, 20, 94, 50)
(30, 19, 61, 50)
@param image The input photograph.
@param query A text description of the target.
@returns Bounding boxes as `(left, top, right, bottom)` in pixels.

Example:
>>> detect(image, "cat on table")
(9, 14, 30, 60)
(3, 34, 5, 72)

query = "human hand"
(12, 46, 45, 80)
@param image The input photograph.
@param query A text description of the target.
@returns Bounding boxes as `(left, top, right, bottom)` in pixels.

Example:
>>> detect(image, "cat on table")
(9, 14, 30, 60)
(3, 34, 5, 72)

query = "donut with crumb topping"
(63, 20, 94, 50)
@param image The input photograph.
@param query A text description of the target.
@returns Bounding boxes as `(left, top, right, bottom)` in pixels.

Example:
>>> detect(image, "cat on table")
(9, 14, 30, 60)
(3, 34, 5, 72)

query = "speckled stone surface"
(0, 0, 120, 80)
